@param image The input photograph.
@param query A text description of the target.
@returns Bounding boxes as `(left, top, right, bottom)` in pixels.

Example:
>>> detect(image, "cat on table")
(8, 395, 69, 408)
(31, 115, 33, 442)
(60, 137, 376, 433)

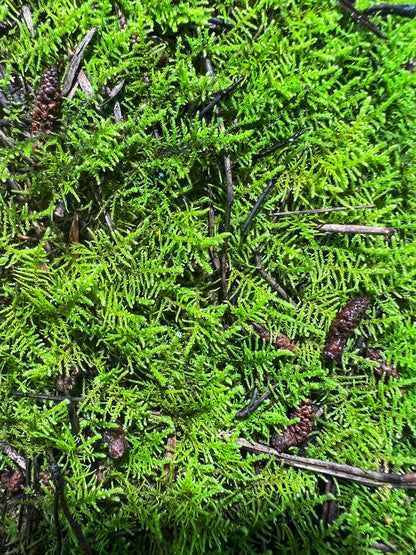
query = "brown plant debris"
(32, 65, 61, 136)
(103, 426, 128, 459)
(368, 348, 399, 379)
(1, 470, 24, 494)
(252, 322, 296, 353)
(55, 365, 79, 393)
(39, 469, 53, 492)
(271, 399, 315, 452)
(323, 296, 370, 359)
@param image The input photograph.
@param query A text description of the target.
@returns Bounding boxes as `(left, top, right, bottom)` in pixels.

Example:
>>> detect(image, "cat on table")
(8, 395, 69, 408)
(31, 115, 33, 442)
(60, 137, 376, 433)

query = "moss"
(1, 0, 416, 553)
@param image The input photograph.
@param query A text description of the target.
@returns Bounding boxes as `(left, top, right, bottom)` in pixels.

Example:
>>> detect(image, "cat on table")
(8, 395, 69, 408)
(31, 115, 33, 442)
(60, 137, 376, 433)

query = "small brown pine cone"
(1, 470, 24, 493)
(323, 296, 370, 359)
(271, 399, 315, 453)
(368, 348, 398, 379)
(32, 65, 61, 136)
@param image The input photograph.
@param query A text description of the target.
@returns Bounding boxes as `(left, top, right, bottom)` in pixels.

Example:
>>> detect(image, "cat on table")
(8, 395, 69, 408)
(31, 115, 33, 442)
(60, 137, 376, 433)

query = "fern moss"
(1, 0, 416, 553)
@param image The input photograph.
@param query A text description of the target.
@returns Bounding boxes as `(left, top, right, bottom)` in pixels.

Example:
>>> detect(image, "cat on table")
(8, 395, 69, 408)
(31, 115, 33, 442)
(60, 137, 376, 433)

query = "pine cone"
(323, 296, 370, 359)
(271, 399, 315, 452)
(1, 470, 24, 493)
(368, 348, 398, 379)
(32, 65, 61, 136)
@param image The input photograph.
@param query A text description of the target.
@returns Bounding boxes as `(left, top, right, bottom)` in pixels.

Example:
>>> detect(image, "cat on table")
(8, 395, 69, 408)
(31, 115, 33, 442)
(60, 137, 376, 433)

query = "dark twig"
(12, 391, 84, 402)
(207, 15, 259, 36)
(236, 382, 280, 419)
(268, 204, 375, 218)
(48, 462, 93, 555)
(363, 4, 416, 18)
(252, 128, 309, 161)
(207, 16, 234, 30)
(254, 250, 296, 305)
(321, 478, 339, 528)
(89, 179, 116, 237)
(236, 437, 416, 489)
(317, 223, 394, 236)
(208, 192, 221, 271)
(241, 130, 307, 233)
(204, 57, 234, 301)
(98, 79, 125, 107)
(61, 28, 98, 97)
(199, 76, 245, 119)
(337, 0, 389, 39)
(242, 172, 281, 233)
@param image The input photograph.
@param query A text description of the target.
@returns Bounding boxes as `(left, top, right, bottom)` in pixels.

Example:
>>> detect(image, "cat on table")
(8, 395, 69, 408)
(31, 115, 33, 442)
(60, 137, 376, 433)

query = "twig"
(49, 462, 93, 555)
(0, 441, 26, 471)
(98, 79, 125, 107)
(13, 391, 85, 402)
(337, 0, 388, 40)
(252, 128, 309, 161)
(89, 179, 116, 237)
(204, 57, 234, 301)
(236, 437, 416, 489)
(241, 130, 307, 233)
(207, 16, 234, 30)
(241, 173, 281, 233)
(236, 382, 279, 419)
(368, 543, 400, 553)
(317, 223, 394, 236)
(199, 76, 245, 119)
(254, 250, 296, 305)
(321, 478, 339, 528)
(208, 193, 221, 271)
(268, 204, 375, 218)
(363, 4, 416, 18)
(61, 28, 98, 97)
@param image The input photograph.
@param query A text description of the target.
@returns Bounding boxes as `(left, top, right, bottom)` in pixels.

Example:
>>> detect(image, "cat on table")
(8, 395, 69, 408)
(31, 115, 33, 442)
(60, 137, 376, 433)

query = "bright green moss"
(1, 1, 416, 553)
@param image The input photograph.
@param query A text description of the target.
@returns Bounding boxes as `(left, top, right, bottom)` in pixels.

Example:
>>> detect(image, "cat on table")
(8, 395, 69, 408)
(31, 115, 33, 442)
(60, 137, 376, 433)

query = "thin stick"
(12, 391, 85, 402)
(0, 441, 26, 471)
(317, 223, 394, 236)
(236, 437, 416, 489)
(363, 4, 416, 18)
(199, 76, 245, 119)
(208, 198, 221, 271)
(205, 57, 234, 301)
(269, 204, 375, 218)
(336, 0, 388, 40)
(236, 383, 279, 419)
(241, 132, 307, 233)
(254, 250, 296, 305)
(89, 179, 116, 237)
(253, 128, 309, 161)
(242, 173, 281, 233)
